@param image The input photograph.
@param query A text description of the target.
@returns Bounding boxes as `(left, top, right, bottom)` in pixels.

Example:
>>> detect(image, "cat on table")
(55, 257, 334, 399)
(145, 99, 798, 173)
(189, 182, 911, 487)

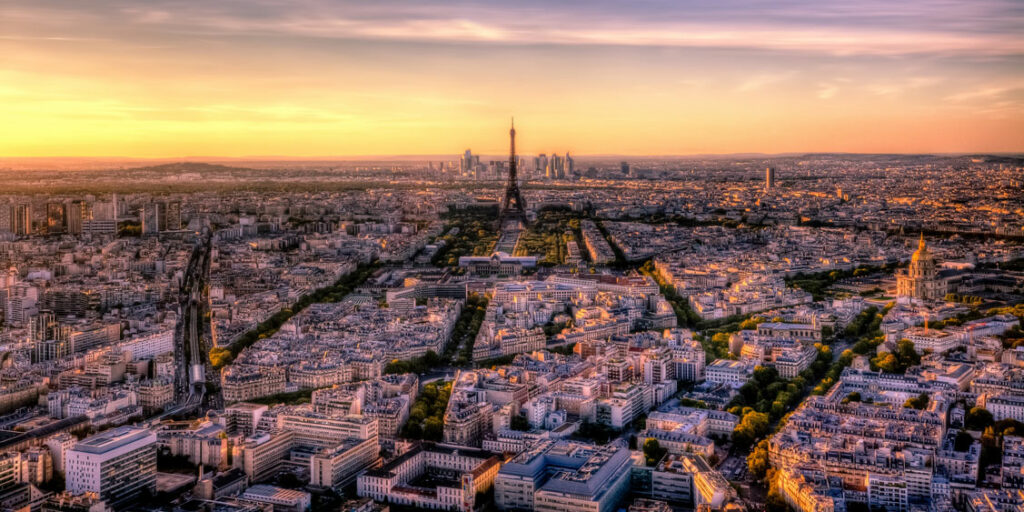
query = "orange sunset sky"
(1, 0, 1022, 157)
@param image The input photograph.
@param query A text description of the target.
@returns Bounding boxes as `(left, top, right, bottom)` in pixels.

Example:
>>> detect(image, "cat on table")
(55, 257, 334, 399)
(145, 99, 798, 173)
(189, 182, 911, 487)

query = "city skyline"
(2, 0, 1023, 158)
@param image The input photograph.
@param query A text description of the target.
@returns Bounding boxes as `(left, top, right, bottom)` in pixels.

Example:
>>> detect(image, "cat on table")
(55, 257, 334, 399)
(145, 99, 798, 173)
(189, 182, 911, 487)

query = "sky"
(1, 0, 1022, 157)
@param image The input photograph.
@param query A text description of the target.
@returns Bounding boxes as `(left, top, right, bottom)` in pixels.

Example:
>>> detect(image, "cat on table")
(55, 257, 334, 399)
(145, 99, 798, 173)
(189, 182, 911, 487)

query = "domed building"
(897, 234, 945, 302)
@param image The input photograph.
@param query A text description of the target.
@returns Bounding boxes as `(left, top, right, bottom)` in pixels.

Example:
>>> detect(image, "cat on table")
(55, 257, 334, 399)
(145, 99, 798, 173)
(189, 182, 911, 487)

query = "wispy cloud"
(5, 0, 1023, 57)
(868, 77, 943, 97)
(735, 72, 798, 93)
(945, 85, 1020, 102)
(817, 84, 840, 100)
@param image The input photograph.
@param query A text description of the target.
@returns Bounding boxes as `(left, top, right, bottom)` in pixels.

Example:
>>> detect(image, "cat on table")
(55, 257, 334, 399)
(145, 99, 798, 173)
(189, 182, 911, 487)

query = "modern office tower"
(547, 154, 564, 180)
(621, 161, 630, 176)
(29, 311, 61, 342)
(83, 198, 116, 235)
(46, 202, 66, 235)
(65, 201, 84, 235)
(3, 283, 37, 326)
(141, 203, 160, 235)
(462, 149, 473, 174)
(65, 426, 157, 509)
(164, 201, 182, 231)
(92, 198, 113, 221)
(536, 154, 548, 178)
(765, 166, 776, 191)
(566, 152, 575, 177)
(30, 311, 71, 362)
(13, 204, 32, 235)
(0, 206, 10, 233)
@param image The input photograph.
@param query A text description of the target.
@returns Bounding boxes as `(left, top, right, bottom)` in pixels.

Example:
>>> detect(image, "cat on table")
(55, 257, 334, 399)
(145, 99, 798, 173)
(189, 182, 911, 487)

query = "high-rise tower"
(498, 118, 528, 227)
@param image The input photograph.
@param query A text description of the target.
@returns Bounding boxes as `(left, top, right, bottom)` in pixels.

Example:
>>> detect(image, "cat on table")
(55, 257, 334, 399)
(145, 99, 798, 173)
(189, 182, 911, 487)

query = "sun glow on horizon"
(1, 0, 1022, 157)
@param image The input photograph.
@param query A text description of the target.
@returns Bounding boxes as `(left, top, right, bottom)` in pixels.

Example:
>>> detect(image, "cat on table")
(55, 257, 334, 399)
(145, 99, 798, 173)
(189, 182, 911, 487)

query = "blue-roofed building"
(495, 439, 631, 512)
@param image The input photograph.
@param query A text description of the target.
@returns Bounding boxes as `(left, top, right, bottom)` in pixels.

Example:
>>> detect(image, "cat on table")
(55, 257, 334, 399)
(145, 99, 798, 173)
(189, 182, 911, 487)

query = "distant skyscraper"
(546, 154, 565, 180)
(13, 204, 32, 236)
(46, 202, 66, 235)
(164, 201, 182, 231)
(765, 167, 776, 191)
(620, 161, 630, 177)
(141, 204, 160, 235)
(30, 310, 70, 362)
(66, 201, 84, 235)
(566, 152, 575, 177)
(0, 206, 11, 233)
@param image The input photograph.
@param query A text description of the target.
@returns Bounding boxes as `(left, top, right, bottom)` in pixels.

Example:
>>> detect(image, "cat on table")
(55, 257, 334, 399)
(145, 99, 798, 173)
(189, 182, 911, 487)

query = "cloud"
(868, 77, 943, 97)
(817, 83, 840, 100)
(4, 0, 1023, 57)
(735, 72, 797, 93)
(944, 86, 1020, 102)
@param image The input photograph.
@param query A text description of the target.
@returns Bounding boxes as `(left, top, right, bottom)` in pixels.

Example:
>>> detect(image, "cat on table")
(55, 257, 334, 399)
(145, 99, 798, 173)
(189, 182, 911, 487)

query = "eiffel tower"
(498, 118, 528, 228)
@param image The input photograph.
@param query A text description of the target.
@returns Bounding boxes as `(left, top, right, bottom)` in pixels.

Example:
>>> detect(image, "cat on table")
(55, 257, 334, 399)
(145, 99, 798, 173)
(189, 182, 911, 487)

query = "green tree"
(510, 415, 530, 431)
(966, 407, 995, 431)
(643, 438, 667, 466)
(739, 316, 764, 331)
(209, 347, 232, 369)
(711, 332, 732, 356)
(903, 393, 929, 410)
(747, 439, 771, 480)
(423, 417, 444, 441)
(896, 339, 921, 369)
(732, 411, 770, 449)
(871, 352, 899, 373)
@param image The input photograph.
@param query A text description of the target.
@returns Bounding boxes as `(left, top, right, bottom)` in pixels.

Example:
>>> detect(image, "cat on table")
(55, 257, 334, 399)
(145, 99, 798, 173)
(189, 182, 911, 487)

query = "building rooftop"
(72, 425, 152, 454)
(241, 484, 311, 503)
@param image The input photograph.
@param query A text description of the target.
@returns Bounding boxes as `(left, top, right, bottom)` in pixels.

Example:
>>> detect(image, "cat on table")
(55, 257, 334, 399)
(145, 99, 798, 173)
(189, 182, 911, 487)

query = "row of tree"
(210, 261, 381, 369)
(401, 381, 452, 441)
